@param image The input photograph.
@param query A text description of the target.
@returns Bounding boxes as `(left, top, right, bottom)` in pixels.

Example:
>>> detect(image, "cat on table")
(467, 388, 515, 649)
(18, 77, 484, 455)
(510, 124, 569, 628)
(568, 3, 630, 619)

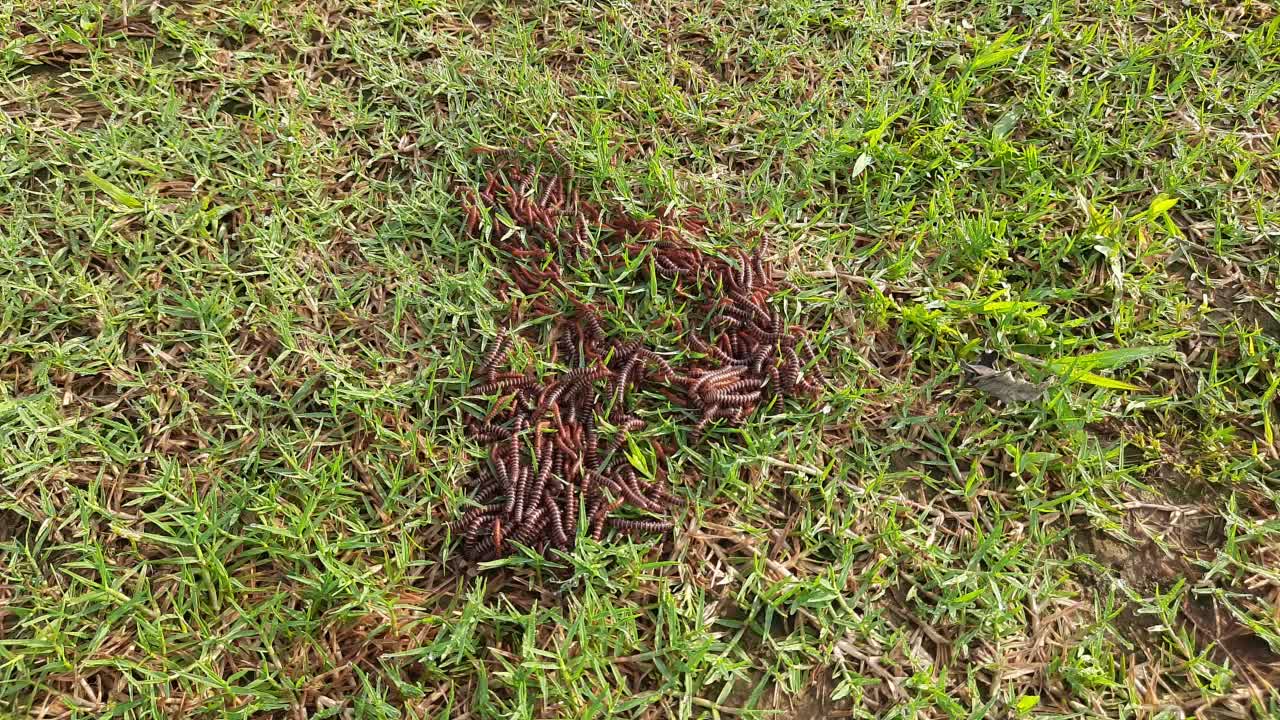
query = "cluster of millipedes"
(453, 328, 680, 562)
(452, 151, 818, 563)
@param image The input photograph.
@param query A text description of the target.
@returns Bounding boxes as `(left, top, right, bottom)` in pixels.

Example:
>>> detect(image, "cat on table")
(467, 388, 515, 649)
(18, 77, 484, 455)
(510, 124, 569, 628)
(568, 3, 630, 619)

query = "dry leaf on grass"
(960, 350, 1050, 404)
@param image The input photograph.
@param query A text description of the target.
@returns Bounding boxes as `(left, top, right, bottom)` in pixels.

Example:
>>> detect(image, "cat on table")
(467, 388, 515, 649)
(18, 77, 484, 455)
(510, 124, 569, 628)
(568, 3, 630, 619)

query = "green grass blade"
(83, 170, 143, 209)
(1047, 346, 1171, 373)
(1064, 371, 1142, 391)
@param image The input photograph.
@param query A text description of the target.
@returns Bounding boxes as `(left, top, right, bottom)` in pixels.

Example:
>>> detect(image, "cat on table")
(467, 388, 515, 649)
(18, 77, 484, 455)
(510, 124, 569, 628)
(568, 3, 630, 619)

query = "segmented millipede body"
(557, 332, 579, 367)
(452, 502, 504, 533)
(561, 364, 611, 390)
(478, 333, 513, 376)
(579, 311, 604, 345)
(610, 355, 640, 403)
(703, 390, 762, 408)
(608, 518, 674, 533)
(511, 510, 549, 546)
(464, 535, 496, 561)
(491, 443, 510, 490)
(561, 485, 578, 539)
(476, 375, 539, 394)
(543, 497, 569, 547)
(560, 483, 577, 540)
(471, 477, 503, 504)
(468, 424, 512, 443)
(610, 337, 645, 361)
(583, 418, 600, 473)
(639, 351, 676, 382)
(590, 499, 622, 541)
(720, 378, 764, 396)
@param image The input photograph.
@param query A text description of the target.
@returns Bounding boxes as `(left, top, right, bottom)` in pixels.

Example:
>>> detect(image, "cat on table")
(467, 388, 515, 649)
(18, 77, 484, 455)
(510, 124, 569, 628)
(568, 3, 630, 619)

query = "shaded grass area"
(1, 0, 1278, 717)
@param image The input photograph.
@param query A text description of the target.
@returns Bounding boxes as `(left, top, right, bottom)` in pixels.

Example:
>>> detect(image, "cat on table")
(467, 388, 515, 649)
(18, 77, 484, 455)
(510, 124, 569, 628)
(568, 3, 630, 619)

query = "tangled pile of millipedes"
(451, 153, 819, 563)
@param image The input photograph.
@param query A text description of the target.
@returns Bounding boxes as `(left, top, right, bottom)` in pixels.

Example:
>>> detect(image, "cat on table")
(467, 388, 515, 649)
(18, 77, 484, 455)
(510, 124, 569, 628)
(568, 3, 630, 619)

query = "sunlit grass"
(1, 0, 1278, 718)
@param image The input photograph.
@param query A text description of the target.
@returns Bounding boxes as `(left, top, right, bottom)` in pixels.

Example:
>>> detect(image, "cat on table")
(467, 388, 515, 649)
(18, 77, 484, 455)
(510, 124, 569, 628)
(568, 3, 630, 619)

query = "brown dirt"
(1076, 503, 1280, 688)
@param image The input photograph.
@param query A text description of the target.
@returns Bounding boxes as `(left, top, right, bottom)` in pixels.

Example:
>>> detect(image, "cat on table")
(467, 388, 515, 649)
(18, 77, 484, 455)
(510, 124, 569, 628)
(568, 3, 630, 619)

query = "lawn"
(2, 0, 1279, 718)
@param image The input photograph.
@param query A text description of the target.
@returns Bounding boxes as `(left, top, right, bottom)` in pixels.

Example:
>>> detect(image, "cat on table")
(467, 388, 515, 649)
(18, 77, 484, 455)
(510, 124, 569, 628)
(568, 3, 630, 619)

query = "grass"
(1, 0, 1279, 717)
